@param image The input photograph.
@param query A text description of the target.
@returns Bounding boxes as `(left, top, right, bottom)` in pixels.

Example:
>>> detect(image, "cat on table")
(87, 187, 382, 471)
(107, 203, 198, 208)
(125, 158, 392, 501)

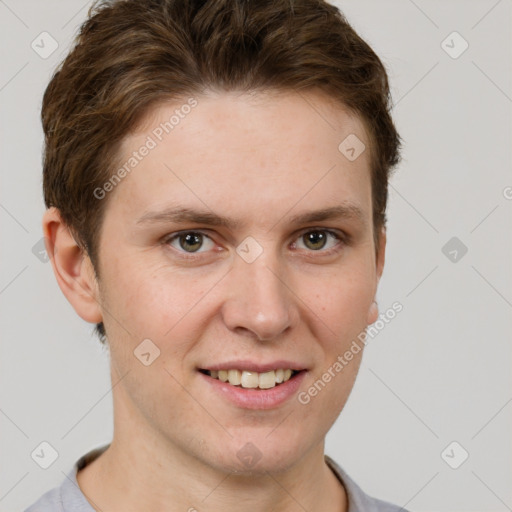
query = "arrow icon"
(442, 236, 468, 263)
(338, 134, 365, 161)
(134, 339, 160, 365)
(441, 31, 469, 59)
(236, 236, 263, 263)
(441, 441, 469, 469)
(236, 442, 262, 468)
(31, 31, 59, 59)
(31, 441, 59, 468)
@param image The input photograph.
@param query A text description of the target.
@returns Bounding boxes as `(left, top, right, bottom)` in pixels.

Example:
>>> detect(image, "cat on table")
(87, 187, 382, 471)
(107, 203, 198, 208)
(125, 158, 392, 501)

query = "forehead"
(133, 88, 368, 154)
(107, 89, 372, 225)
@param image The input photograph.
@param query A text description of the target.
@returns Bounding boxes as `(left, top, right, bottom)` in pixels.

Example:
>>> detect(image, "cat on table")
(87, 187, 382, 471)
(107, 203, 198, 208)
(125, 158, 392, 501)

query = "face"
(92, 89, 385, 474)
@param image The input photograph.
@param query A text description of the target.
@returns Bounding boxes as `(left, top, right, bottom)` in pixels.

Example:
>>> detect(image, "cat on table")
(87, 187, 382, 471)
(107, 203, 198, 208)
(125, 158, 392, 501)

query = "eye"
(294, 229, 342, 252)
(166, 231, 215, 253)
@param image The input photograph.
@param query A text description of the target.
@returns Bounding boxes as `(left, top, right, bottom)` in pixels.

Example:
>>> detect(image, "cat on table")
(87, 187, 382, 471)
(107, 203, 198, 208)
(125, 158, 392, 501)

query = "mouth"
(198, 368, 303, 390)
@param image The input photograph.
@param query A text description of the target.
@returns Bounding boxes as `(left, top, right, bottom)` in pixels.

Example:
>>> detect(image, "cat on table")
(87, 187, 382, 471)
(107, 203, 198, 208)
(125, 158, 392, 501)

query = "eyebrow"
(136, 203, 366, 230)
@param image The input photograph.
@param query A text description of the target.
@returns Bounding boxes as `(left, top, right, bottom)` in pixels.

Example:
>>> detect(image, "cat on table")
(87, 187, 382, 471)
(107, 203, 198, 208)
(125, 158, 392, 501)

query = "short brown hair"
(41, 0, 402, 343)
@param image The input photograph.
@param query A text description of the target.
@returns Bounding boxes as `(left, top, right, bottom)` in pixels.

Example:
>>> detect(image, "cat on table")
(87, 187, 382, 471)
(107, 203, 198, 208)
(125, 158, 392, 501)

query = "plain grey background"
(1, 1, 511, 511)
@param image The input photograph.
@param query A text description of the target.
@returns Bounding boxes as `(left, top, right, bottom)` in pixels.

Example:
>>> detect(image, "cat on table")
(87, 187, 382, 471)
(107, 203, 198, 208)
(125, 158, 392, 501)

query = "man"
(26, 0, 404, 510)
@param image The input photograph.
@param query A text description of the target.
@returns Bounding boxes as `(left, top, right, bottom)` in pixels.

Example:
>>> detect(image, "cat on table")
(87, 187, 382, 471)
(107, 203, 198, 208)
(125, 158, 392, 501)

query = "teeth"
(206, 368, 297, 389)
(228, 369, 242, 386)
(241, 371, 259, 388)
(258, 371, 276, 389)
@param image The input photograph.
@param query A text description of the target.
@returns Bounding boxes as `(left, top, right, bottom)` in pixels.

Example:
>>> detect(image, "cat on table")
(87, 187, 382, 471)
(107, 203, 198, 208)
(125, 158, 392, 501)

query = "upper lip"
(199, 360, 307, 373)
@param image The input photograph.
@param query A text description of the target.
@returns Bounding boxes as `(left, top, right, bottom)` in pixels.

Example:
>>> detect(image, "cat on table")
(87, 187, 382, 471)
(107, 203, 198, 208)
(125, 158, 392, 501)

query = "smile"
(200, 369, 299, 390)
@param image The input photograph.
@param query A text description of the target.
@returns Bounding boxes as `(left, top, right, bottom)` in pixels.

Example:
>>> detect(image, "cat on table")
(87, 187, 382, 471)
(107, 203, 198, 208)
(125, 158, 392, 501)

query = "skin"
(43, 89, 385, 512)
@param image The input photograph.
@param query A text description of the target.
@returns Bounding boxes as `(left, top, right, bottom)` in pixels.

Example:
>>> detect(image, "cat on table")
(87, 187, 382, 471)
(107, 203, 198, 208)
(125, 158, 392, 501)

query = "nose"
(221, 251, 299, 341)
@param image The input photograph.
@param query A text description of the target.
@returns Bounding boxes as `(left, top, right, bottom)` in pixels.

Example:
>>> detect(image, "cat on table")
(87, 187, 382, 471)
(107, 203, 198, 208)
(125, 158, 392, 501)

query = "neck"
(76, 372, 347, 512)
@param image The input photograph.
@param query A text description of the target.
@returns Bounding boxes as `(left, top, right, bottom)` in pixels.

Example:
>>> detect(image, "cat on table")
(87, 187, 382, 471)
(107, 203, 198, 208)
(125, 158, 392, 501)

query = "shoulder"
(24, 468, 95, 512)
(24, 445, 109, 512)
(24, 484, 64, 512)
(325, 455, 409, 512)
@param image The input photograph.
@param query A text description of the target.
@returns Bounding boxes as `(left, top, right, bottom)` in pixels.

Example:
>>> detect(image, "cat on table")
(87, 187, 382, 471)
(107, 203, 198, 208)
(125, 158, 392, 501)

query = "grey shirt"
(25, 445, 408, 512)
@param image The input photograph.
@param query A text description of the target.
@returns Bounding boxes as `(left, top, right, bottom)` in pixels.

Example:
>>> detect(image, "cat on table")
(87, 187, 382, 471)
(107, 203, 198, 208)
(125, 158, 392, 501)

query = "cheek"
(100, 241, 376, 352)
(304, 265, 373, 411)
(308, 267, 375, 339)
(103, 255, 210, 332)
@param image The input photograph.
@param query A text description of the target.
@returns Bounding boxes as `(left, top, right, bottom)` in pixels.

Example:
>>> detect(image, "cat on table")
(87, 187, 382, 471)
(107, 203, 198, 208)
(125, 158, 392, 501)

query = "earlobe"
(367, 300, 378, 325)
(376, 226, 386, 281)
(367, 227, 386, 325)
(43, 207, 103, 324)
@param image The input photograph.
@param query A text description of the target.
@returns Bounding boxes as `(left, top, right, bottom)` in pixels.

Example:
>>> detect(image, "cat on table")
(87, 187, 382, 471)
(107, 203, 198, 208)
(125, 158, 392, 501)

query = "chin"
(203, 430, 310, 476)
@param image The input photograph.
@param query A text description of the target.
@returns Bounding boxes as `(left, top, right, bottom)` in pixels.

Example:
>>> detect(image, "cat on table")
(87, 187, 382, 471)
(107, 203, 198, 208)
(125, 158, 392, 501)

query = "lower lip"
(199, 371, 307, 410)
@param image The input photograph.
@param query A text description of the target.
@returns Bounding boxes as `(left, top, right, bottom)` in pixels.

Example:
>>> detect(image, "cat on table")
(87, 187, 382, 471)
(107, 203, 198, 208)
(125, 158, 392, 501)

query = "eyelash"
(162, 228, 347, 261)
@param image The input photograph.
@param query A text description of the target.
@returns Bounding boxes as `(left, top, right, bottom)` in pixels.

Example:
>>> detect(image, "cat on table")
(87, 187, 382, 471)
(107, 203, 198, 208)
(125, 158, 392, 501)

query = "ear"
(367, 226, 386, 325)
(42, 207, 103, 324)
(375, 226, 386, 282)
